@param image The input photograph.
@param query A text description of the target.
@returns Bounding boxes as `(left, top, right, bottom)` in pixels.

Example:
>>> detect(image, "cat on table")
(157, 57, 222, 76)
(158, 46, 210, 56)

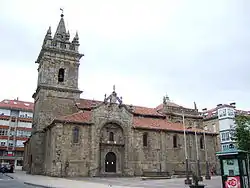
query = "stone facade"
(203, 118, 220, 151)
(24, 14, 219, 177)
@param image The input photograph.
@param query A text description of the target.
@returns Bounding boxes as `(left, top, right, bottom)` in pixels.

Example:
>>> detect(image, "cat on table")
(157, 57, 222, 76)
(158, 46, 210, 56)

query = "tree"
(233, 115, 250, 152)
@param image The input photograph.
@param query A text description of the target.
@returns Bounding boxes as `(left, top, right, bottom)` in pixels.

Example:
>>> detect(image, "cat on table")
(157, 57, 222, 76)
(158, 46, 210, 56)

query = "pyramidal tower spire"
(54, 10, 67, 41)
(41, 9, 82, 53)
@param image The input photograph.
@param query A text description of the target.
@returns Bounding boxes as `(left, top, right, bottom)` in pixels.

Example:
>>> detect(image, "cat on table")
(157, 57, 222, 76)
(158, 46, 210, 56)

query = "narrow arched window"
(58, 68, 65, 82)
(109, 132, 114, 142)
(173, 135, 178, 148)
(73, 127, 79, 143)
(200, 137, 204, 149)
(143, 132, 148, 147)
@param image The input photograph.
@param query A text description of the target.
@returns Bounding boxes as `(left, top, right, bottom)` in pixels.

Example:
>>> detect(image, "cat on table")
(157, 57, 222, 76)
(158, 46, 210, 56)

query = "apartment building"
(0, 98, 33, 169)
(202, 102, 250, 152)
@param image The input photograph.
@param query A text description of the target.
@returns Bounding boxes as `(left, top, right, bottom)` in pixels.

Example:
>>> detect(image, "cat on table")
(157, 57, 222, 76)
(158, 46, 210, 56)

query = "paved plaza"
(74, 176, 222, 188)
(6, 170, 223, 188)
(0, 173, 37, 188)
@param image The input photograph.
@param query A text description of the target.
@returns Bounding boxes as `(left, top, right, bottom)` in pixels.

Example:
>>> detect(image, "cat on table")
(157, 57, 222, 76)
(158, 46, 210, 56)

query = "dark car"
(0, 164, 14, 173)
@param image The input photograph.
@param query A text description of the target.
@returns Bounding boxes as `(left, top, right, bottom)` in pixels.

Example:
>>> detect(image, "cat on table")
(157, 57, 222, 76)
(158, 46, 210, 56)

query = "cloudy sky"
(0, 0, 249, 110)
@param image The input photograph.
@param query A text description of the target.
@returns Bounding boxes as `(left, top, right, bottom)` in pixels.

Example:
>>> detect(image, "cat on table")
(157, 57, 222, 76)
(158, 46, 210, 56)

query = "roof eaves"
(53, 118, 92, 126)
(132, 126, 217, 135)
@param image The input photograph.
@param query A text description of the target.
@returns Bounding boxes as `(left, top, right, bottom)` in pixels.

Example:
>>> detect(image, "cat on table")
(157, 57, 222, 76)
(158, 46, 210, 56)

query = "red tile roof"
(133, 106, 164, 116)
(55, 109, 213, 134)
(236, 109, 250, 115)
(0, 98, 215, 133)
(0, 99, 33, 111)
(133, 116, 212, 133)
(55, 110, 92, 124)
(155, 102, 181, 110)
(76, 99, 102, 109)
(76, 99, 164, 117)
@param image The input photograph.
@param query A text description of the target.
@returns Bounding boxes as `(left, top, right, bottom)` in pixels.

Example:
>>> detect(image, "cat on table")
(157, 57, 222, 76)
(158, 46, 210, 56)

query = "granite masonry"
(23, 14, 219, 177)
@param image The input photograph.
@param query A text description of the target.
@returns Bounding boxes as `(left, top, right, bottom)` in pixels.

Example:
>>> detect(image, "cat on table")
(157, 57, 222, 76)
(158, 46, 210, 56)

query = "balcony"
(0, 156, 23, 160)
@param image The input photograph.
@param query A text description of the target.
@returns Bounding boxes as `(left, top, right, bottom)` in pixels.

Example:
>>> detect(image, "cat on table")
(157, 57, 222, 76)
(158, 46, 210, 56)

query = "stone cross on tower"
(111, 85, 117, 103)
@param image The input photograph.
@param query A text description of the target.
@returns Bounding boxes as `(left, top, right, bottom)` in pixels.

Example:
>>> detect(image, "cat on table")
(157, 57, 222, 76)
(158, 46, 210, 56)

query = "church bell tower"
(30, 12, 83, 175)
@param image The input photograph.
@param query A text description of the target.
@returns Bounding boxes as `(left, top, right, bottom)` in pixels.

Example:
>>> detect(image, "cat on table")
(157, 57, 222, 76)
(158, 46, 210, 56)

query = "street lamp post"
(194, 123, 202, 181)
(182, 110, 191, 185)
(203, 126, 211, 180)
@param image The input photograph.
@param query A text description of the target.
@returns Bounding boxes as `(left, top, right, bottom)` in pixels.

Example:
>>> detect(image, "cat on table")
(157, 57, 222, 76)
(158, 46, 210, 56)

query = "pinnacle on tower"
(40, 11, 82, 53)
(66, 30, 70, 41)
(72, 32, 79, 44)
(54, 13, 67, 42)
(42, 26, 52, 46)
(47, 26, 52, 38)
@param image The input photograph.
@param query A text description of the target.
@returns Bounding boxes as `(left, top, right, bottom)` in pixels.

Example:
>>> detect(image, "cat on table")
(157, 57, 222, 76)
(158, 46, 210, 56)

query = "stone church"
(23, 13, 219, 177)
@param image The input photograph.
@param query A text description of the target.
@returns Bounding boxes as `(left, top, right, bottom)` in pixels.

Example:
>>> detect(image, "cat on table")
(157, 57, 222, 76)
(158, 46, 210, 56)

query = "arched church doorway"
(105, 152, 116, 173)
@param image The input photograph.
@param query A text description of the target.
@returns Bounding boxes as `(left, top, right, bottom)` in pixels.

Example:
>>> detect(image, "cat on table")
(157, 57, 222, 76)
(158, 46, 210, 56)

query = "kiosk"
(216, 148, 250, 188)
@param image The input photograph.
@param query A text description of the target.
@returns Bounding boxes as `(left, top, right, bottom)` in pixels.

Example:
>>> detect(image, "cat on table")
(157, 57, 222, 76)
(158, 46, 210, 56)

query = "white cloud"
(0, 0, 249, 111)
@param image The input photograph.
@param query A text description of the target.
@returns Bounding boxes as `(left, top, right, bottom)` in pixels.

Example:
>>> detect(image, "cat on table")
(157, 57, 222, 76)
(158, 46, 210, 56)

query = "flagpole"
(183, 109, 191, 184)
(204, 126, 211, 180)
(194, 122, 202, 181)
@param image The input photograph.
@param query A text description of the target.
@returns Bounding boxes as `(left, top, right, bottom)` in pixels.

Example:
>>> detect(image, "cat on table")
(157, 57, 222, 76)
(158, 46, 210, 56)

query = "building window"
(109, 132, 114, 142)
(221, 132, 230, 141)
(58, 68, 65, 82)
(228, 109, 235, 116)
(219, 109, 227, 118)
(200, 137, 204, 149)
(173, 135, 178, 148)
(8, 143, 13, 147)
(143, 132, 148, 147)
(0, 128, 8, 136)
(0, 142, 5, 146)
(73, 127, 79, 143)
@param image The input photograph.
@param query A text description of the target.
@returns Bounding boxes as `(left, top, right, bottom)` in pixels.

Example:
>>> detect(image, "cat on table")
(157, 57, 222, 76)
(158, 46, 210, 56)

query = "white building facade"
(217, 105, 236, 151)
(203, 103, 250, 152)
(0, 99, 33, 169)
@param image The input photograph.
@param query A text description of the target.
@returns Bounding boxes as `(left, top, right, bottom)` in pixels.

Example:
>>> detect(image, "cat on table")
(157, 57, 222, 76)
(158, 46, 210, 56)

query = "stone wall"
(23, 139, 31, 171)
(203, 118, 220, 151)
(43, 122, 91, 177)
(40, 113, 218, 178)
(132, 128, 218, 176)
(37, 53, 81, 89)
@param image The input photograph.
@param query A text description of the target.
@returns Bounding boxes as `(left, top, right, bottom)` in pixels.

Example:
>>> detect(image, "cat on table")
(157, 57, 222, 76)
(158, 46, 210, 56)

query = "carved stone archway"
(99, 122, 125, 175)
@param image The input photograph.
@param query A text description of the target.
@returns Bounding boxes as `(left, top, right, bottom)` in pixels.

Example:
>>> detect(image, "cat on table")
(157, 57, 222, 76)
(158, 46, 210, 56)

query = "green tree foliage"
(233, 115, 250, 152)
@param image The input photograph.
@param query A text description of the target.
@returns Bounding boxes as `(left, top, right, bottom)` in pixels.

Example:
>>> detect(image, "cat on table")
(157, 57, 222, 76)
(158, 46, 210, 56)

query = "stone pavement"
(72, 176, 222, 188)
(0, 173, 35, 188)
(7, 170, 222, 188)
(6, 171, 142, 188)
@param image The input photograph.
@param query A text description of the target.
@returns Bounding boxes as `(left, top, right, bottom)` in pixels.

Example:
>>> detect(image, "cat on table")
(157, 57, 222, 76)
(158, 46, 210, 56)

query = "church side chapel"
(23, 13, 218, 177)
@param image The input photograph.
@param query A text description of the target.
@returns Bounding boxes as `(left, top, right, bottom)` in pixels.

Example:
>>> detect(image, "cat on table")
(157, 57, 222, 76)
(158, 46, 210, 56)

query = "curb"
(141, 177, 172, 181)
(4, 173, 14, 179)
(24, 182, 57, 188)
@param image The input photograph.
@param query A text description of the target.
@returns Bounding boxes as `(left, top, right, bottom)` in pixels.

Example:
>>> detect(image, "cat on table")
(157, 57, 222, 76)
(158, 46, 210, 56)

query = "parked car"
(0, 164, 14, 173)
